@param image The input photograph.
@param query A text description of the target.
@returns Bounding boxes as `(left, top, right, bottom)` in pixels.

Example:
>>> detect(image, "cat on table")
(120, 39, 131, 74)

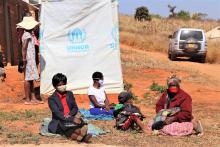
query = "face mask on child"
(99, 80, 104, 87)
(57, 85, 67, 93)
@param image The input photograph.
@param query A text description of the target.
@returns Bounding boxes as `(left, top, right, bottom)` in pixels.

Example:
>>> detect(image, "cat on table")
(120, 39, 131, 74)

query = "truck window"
(180, 30, 203, 41)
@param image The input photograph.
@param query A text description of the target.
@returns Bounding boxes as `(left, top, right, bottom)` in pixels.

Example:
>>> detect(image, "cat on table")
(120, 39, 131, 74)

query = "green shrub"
(177, 10, 190, 20)
(25, 110, 36, 119)
(150, 81, 166, 93)
(134, 6, 151, 21)
(143, 92, 150, 99)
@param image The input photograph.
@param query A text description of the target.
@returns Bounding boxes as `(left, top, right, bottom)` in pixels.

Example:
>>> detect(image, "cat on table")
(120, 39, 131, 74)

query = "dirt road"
(121, 44, 220, 83)
(121, 43, 220, 107)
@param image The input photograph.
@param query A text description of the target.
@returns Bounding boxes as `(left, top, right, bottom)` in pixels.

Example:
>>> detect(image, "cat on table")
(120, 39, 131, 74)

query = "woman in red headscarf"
(149, 75, 203, 136)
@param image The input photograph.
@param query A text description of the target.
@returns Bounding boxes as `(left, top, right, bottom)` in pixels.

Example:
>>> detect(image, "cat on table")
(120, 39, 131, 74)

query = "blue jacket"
(48, 91, 78, 133)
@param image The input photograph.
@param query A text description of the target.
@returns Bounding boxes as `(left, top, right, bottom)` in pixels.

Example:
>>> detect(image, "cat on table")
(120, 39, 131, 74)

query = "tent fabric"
(206, 27, 220, 39)
(40, 0, 123, 94)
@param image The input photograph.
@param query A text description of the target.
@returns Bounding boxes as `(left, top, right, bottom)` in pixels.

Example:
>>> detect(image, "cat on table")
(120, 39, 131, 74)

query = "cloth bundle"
(152, 107, 181, 130)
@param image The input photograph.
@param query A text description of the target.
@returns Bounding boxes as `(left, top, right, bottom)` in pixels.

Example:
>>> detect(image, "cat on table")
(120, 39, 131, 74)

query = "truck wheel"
(199, 56, 206, 63)
(170, 54, 176, 61)
(168, 52, 171, 59)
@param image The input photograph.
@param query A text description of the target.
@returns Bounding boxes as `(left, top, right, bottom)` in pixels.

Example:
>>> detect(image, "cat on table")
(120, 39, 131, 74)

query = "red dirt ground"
(1, 45, 220, 146)
(1, 64, 220, 133)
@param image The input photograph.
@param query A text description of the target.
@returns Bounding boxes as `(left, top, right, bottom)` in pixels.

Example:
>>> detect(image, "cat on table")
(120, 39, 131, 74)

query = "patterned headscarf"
(167, 75, 181, 88)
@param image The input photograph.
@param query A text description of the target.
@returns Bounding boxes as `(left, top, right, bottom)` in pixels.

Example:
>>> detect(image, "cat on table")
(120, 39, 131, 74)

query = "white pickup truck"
(168, 28, 207, 63)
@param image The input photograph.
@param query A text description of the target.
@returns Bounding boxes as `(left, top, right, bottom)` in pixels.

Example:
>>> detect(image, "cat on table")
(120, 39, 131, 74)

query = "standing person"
(0, 62, 6, 82)
(48, 73, 92, 143)
(16, 16, 43, 104)
(149, 75, 203, 136)
(32, 26, 40, 68)
(88, 71, 114, 115)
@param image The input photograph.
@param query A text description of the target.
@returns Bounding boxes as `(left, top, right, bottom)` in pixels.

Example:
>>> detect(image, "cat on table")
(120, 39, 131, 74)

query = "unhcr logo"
(110, 25, 119, 50)
(67, 28, 90, 55)
(111, 26, 119, 42)
(39, 29, 44, 53)
(68, 28, 86, 43)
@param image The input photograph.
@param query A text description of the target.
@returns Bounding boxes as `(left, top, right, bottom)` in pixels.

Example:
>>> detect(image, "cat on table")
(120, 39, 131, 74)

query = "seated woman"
(149, 75, 203, 136)
(48, 73, 92, 142)
(88, 71, 114, 115)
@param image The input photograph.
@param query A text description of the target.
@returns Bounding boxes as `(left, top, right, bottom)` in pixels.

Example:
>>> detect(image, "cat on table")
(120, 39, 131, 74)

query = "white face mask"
(99, 80, 104, 87)
(57, 85, 67, 92)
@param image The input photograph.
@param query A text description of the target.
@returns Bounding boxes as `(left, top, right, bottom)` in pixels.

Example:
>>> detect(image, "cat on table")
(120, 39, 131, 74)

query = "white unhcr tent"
(40, 0, 123, 94)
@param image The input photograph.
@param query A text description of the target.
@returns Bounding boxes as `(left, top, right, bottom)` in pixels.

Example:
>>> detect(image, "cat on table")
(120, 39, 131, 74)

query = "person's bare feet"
(143, 128, 152, 135)
(82, 134, 92, 143)
(194, 120, 204, 136)
(24, 100, 37, 105)
(32, 98, 44, 104)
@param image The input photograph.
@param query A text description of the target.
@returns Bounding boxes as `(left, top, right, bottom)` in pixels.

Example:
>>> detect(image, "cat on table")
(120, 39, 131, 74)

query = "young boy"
(113, 91, 148, 133)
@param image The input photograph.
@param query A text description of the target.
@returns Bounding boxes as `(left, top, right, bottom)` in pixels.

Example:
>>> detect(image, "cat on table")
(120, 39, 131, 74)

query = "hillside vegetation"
(120, 15, 220, 63)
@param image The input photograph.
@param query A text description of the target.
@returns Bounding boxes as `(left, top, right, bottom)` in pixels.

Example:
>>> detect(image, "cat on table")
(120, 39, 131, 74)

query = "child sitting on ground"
(113, 91, 148, 133)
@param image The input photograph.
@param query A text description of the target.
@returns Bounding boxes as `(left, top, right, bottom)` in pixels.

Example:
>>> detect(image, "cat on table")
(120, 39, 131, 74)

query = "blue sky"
(119, 0, 220, 19)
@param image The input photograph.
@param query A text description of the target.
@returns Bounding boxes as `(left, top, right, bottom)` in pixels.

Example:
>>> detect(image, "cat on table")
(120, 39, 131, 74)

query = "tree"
(177, 10, 190, 19)
(192, 13, 207, 20)
(134, 6, 151, 21)
(168, 4, 177, 18)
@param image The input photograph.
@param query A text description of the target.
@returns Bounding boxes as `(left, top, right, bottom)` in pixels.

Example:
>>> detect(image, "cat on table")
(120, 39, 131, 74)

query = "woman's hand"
(73, 117, 81, 124)
(105, 105, 110, 112)
(164, 116, 176, 125)
(64, 114, 71, 119)
(22, 59, 27, 69)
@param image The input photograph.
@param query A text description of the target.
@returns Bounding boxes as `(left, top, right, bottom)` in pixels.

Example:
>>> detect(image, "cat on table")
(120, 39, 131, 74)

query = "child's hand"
(121, 111, 131, 115)
(73, 117, 81, 124)
(75, 112, 82, 118)
(132, 113, 141, 116)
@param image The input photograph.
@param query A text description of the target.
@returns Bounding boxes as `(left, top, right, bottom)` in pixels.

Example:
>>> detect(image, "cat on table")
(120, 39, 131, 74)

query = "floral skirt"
(148, 120, 193, 136)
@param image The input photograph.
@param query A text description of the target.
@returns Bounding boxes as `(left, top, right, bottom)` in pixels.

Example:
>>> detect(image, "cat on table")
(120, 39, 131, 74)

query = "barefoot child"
(113, 91, 148, 133)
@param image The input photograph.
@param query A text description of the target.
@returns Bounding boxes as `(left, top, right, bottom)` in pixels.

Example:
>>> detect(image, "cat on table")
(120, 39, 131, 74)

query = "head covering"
(16, 16, 39, 30)
(118, 91, 133, 104)
(167, 75, 181, 87)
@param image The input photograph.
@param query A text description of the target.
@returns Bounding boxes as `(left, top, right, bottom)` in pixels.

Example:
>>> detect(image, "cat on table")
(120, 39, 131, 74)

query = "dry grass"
(120, 47, 213, 85)
(120, 15, 220, 63)
(206, 41, 220, 63)
(1, 106, 220, 146)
